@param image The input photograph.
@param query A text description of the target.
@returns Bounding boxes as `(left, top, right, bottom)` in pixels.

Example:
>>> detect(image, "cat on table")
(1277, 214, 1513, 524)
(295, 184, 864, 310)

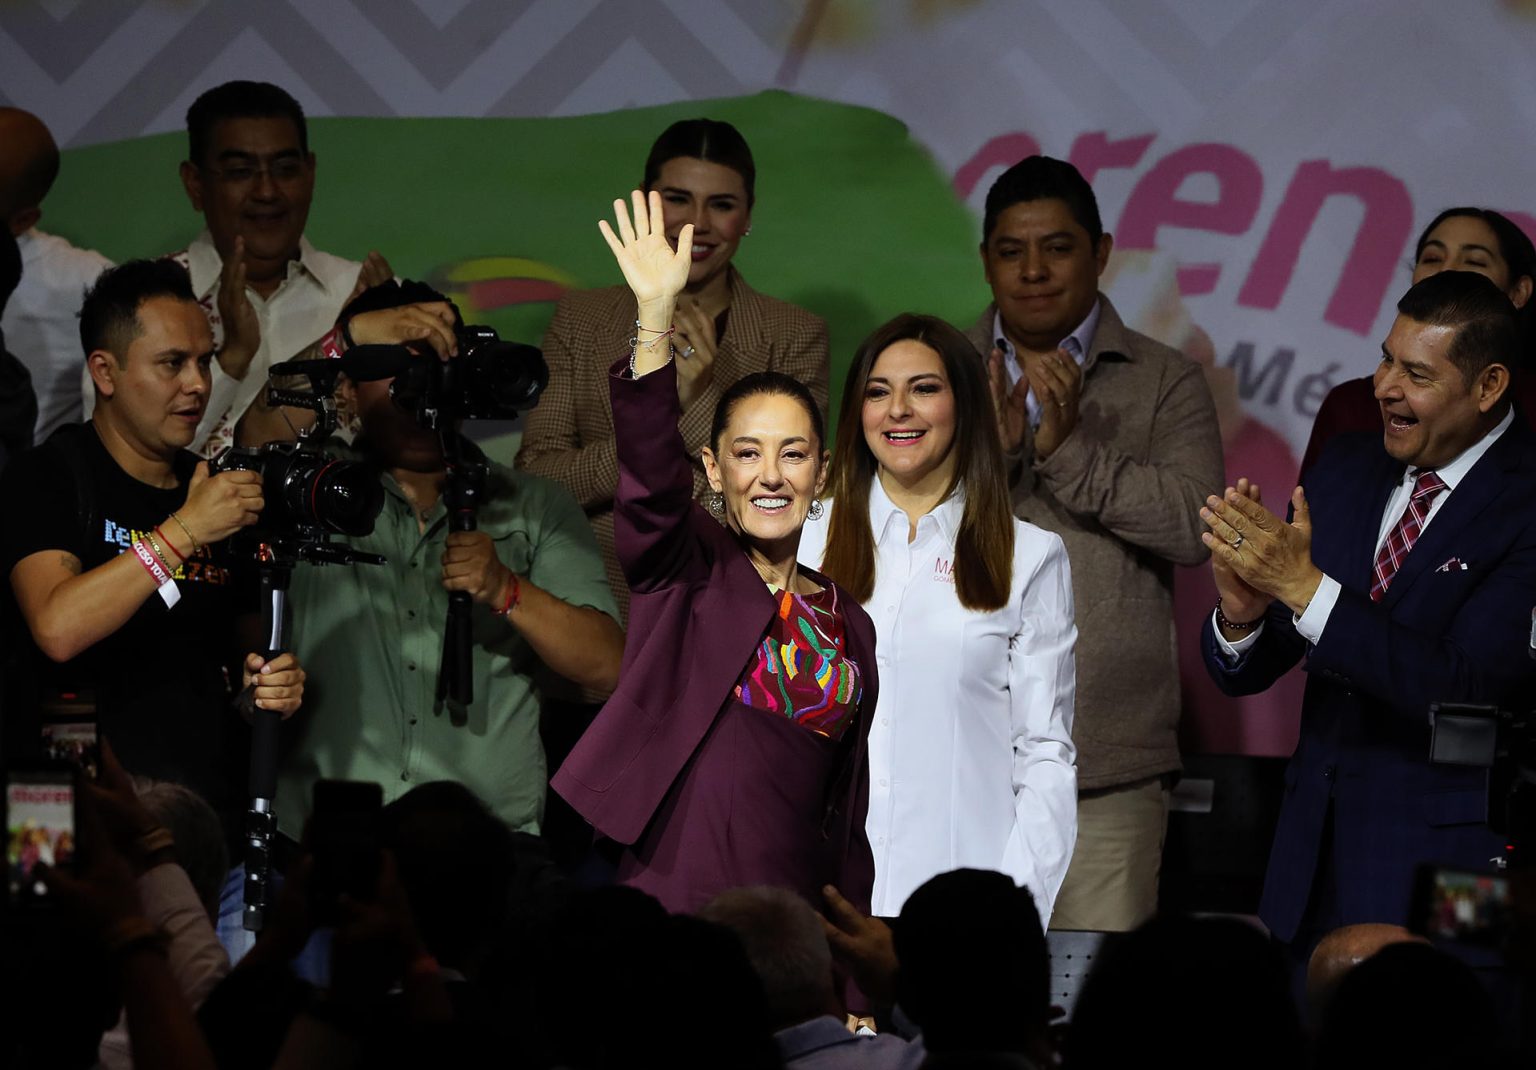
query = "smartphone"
(1410, 863, 1512, 948)
(39, 688, 99, 779)
(308, 779, 384, 924)
(6, 767, 75, 905)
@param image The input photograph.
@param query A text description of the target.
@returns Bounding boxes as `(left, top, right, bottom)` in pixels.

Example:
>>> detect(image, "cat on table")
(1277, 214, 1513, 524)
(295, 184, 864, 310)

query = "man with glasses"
(83, 81, 404, 455)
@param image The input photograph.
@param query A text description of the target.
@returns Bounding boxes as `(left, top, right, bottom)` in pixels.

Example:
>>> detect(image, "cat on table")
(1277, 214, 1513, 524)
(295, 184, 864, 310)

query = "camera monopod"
(437, 428, 487, 710)
(241, 550, 290, 933)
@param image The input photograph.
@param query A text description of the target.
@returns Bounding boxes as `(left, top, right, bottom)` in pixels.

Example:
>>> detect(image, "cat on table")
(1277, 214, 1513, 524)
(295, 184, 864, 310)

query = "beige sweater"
(966, 296, 1223, 790)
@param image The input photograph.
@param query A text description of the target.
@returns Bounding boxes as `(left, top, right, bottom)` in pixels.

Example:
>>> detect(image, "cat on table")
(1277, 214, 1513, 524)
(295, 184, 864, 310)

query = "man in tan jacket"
(965, 155, 1222, 931)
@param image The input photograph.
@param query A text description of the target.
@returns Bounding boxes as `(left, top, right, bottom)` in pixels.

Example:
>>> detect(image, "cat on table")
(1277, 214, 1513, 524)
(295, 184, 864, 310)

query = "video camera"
(1426, 608, 1536, 864)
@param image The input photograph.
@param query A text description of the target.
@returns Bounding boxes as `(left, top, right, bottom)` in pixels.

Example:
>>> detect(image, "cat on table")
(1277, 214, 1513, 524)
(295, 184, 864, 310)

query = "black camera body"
(211, 440, 384, 543)
(390, 325, 547, 430)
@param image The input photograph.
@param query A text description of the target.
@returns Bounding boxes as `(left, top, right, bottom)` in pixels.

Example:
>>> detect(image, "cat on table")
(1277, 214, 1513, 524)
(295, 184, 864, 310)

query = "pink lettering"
(1067, 131, 1155, 187)
(1118, 143, 1264, 296)
(954, 133, 1042, 200)
(1238, 160, 1413, 335)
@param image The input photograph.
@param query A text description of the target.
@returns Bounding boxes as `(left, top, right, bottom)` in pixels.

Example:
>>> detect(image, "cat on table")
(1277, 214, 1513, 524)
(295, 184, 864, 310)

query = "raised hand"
(216, 236, 261, 380)
(988, 346, 1028, 454)
(347, 250, 394, 303)
(1029, 348, 1082, 460)
(599, 190, 693, 365)
(1202, 481, 1322, 618)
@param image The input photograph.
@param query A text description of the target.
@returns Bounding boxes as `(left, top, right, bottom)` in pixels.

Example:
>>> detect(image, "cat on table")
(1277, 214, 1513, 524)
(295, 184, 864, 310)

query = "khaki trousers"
(1049, 774, 1171, 932)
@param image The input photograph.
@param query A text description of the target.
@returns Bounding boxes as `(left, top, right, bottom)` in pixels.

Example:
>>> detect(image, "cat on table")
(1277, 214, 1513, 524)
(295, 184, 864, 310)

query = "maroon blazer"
(551, 357, 878, 890)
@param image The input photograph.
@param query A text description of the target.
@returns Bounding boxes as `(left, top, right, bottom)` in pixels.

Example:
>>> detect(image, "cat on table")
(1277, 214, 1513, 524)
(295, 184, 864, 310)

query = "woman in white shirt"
(797, 313, 1077, 922)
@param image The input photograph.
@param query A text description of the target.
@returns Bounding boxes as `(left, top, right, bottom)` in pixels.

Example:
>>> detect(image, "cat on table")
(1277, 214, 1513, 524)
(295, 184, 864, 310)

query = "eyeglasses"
(201, 157, 309, 186)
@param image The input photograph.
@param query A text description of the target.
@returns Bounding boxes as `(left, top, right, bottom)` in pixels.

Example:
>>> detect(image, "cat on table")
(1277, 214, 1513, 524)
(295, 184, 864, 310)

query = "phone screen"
(6, 772, 75, 902)
(1419, 867, 1511, 946)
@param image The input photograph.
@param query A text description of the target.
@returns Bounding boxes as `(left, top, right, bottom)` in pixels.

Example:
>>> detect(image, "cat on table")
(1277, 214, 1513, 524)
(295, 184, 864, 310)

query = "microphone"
(269, 344, 417, 385)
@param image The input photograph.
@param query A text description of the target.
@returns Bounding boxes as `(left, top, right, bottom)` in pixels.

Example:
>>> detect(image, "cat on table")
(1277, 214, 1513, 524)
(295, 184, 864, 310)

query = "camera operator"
(272, 315, 624, 849)
(0, 260, 305, 871)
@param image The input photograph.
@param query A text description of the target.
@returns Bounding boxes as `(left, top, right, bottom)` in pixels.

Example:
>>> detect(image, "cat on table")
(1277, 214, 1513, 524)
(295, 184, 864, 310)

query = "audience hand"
(820, 884, 898, 1007)
(441, 530, 514, 607)
(216, 236, 261, 380)
(987, 346, 1029, 454)
(242, 651, 306, 717)
(1029, 348, 1082, 459)
(674, 297, 718, 410)
(86, 740, 176, 875)
(179, 462, 264, 545)
(348, 301, 458, 360)
(1202, 483, 1322, 616)
(330, 851, 429, 1007)
(38, 772, 144, 942)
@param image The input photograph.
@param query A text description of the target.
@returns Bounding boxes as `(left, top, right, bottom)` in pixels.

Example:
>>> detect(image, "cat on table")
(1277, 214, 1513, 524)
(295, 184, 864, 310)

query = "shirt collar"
(993, 297, 1101, 388)
(774, 1016, 862, 1060)
(184, 229, 330, 297)
(869, 472, 965, 544)
(1408, 405, 1514, 493)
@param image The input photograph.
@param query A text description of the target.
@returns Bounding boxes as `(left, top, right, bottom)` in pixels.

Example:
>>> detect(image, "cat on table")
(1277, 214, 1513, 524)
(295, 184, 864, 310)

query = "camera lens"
(283, 456, 384, 536)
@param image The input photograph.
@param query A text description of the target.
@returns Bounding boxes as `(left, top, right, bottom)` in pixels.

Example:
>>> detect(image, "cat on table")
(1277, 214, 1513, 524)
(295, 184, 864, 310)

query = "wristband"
(494, 574, 522, 617)
(1215, 598, 1261, 633)
(153, 525, 186, 562)
(132, 539, 182, 609)
(320, 323, 346, 359)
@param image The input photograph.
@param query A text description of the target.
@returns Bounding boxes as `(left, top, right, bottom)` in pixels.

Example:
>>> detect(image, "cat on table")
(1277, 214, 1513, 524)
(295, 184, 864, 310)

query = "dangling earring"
(807, 499, 824, 521)
(744, 226, 752, 236)
(707, 492, 725, 516)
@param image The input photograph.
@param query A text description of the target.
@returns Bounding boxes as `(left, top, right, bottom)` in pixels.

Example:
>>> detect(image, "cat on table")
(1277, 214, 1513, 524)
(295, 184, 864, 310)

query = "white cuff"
(1294, 574, 1341, 644)
(1211, 607, 1264, 662)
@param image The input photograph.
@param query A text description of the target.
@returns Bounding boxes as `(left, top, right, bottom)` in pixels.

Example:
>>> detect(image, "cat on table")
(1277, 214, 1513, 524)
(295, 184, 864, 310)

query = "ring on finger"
(1231, 534, 1244, 550)
(680, 345, 696, 359)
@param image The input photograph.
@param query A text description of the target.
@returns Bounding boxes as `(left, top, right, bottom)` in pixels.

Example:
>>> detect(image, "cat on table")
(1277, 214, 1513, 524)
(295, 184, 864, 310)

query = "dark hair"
(1313, 942, 1500, 1070)
(1396, 270, 1519, 388)
(381, 781, 517, 970)
(1414, 207, 1536, 288)
(983, 154, 1103, 245)
(642, 119, 756, 207)
(710, 370, 825, 454)
(186, 81, 308, 167)
(822, 314, 1014, 611)
(78, 258, 197, 361)
(894, 869, 1049, 1056)
(1064, 915, 1301, 1070)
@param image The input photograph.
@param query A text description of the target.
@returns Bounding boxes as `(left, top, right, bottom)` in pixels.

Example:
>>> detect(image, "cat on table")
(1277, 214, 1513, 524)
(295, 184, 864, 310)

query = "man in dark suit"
(1200, 270, 1536, 965)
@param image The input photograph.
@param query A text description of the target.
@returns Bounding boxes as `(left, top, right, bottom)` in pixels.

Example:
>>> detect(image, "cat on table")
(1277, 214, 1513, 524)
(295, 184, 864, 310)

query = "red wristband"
(494, 574, 521, 617)
(154, 525, 186, 562)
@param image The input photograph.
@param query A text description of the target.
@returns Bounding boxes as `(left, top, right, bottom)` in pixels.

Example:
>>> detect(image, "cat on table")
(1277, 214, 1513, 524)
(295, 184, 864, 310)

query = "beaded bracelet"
(1215, 598, 1261, 633)
(144, 530, 177, 574)
(153, 525, 186, 562)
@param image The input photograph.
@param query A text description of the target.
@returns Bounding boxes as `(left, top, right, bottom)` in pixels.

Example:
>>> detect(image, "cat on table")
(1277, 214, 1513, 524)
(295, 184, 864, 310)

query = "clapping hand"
(216, 236, 261, 380)
(987, 346, 1029, 454)
(599, 190, 693, 377)
(1201, 482, 1322, 617)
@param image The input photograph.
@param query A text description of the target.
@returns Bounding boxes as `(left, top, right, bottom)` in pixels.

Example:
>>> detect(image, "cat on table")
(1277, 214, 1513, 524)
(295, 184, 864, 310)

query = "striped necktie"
(1369, 469, 1446, 602)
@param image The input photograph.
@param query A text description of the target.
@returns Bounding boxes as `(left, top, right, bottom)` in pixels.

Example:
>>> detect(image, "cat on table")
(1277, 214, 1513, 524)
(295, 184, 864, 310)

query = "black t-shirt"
(0, 423, 255, 818)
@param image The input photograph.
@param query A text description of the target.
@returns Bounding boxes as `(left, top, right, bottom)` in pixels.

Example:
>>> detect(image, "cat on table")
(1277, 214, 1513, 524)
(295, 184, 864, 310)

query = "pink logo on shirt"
(933, 557, 955, 584)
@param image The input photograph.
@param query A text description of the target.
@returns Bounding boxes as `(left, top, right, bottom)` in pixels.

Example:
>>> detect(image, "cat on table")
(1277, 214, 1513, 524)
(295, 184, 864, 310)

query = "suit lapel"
(1378, 421, 1523, 607)
(1335, 447, 1401, 593)
(718, 268, 766, 381)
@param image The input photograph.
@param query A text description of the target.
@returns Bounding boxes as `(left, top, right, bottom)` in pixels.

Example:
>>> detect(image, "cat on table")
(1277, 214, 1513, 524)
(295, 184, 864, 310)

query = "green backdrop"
(46, 91, 983, 456)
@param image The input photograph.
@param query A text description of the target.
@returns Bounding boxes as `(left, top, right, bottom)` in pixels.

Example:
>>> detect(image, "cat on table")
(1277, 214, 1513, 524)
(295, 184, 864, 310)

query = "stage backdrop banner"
(9, 0, 1536, 756)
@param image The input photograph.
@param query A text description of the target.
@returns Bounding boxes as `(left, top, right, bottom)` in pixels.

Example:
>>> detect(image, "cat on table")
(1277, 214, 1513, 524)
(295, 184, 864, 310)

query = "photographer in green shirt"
(274, 353, 624, 840)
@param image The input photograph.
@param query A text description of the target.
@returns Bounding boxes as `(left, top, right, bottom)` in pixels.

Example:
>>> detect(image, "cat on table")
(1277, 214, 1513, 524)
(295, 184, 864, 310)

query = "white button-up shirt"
(798, 478, 1078, 922)
(4, 228, 112, 442)
(81, 230, 362, 456)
